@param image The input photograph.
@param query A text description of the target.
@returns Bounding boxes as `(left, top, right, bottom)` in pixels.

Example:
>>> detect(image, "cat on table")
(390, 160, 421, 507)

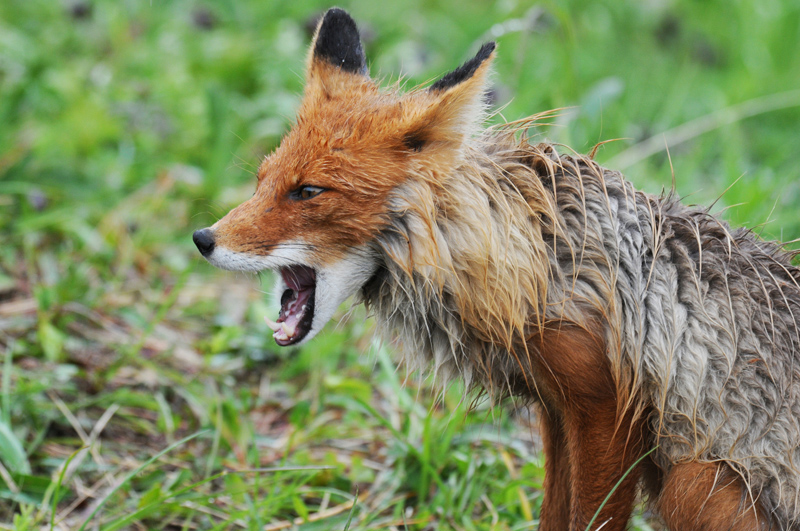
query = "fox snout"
(192, 228, 215, 257)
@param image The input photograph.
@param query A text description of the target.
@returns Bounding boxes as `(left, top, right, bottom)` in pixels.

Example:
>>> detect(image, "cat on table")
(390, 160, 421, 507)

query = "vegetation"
(1, 0, 799, 529)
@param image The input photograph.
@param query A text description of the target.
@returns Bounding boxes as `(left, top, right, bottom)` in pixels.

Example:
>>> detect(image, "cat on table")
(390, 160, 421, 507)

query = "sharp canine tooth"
(281, 322, 295, 337)
(264, 316, 281, 332)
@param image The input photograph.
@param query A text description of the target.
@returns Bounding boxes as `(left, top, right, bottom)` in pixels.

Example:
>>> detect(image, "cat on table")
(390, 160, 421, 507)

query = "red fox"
(194, 8, 800, 530)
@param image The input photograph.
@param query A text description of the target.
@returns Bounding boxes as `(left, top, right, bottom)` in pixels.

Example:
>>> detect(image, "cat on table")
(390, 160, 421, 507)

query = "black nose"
(193, 229, 216, 256)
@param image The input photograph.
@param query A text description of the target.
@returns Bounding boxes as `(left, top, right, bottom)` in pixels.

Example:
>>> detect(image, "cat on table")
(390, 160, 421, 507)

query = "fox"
(193, 8, 800, 530)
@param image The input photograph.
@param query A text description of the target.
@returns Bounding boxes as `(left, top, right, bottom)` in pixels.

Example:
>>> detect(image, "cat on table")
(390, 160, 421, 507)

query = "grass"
(1, 0, 799, 529)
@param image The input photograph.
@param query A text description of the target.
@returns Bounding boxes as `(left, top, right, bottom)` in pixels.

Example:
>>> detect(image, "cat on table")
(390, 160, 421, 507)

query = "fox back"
(195, 9, 800, 530)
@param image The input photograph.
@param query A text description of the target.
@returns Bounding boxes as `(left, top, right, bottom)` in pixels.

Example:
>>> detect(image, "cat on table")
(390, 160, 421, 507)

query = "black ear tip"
(320, 7, 356, 28)
(313, 7, 367, 75)
(323, 7, 352, 18)
(479, 42, 497, 57)
(430, 41, 497, 92)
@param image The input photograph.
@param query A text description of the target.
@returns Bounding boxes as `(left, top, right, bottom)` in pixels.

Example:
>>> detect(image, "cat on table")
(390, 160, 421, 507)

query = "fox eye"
(290, 185, 326, 201)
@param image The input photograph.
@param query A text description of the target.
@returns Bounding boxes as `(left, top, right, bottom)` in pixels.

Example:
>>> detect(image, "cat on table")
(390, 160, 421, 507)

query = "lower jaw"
(275, 335, 298, 347)
(274, 288, 315, 346)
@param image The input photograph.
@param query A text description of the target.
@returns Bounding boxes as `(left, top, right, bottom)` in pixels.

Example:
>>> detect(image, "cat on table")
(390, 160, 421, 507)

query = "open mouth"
(264, 265, 316, 346)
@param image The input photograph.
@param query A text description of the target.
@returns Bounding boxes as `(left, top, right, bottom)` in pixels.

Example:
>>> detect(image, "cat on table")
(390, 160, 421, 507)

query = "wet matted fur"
(195, 8, 799, 530)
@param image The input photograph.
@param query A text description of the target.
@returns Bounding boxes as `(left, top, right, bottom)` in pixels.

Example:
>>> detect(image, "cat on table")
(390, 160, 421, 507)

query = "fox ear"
(309, 8, 368, 76)
(401, 42, 496, 153)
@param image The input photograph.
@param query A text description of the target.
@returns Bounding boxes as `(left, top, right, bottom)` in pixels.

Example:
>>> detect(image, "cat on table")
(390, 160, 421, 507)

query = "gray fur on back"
(635, 185, 800, 526)
(361, 134, 800, 527)
(584, 154, 800, 527)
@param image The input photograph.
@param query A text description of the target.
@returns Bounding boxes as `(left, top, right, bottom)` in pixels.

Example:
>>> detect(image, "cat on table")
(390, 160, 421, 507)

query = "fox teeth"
(264, 316, 281, 332)
(281, 322, 295, 337)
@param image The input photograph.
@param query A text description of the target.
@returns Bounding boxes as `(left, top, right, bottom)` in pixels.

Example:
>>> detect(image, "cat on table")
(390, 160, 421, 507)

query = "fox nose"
(193, 228, 216, 256)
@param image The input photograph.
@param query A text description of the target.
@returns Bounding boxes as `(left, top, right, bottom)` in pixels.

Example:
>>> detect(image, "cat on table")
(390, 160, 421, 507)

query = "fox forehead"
(256, 90, 411, 194)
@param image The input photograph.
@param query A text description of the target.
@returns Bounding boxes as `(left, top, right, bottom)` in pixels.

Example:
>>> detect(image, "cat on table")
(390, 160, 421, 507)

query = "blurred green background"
(1, 0, 799, 529)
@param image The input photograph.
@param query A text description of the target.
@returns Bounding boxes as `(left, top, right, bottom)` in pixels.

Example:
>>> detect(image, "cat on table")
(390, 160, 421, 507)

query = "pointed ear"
(400, 42, 496, 153)
(308, 8, 368, 80)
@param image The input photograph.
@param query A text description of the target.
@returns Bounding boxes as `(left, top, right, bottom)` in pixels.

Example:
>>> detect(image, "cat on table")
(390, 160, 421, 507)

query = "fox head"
(194, 8, 495, 346)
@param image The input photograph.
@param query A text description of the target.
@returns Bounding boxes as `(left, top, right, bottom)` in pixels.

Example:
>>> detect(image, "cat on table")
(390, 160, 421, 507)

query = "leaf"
(38, 320, 64, 363)
(292, 494, 309, 521)
(0, 418, 30, 475)
(139, 484, 162, 509)
(289, 400, 311, 427)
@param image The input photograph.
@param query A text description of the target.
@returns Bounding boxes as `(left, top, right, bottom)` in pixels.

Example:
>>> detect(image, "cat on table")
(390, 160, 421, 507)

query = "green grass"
(1, 0, 799, 529)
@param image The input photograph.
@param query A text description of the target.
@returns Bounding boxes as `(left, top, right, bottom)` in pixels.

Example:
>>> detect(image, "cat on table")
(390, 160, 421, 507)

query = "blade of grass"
(102, 466, 335, 531)
(608, 90, 800, 170)
(342, 486, 359, 531)
(50, 446, 87, 530)
(2, 344, 10, 424)
(353, 396, 448, 494)
(77, 429, 209, 531)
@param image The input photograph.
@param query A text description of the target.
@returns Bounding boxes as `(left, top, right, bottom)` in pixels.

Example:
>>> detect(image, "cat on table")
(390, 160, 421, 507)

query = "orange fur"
(213, 56, 494, 267)
(657, 462, 768, 530)
(531, 322, 646, 530)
